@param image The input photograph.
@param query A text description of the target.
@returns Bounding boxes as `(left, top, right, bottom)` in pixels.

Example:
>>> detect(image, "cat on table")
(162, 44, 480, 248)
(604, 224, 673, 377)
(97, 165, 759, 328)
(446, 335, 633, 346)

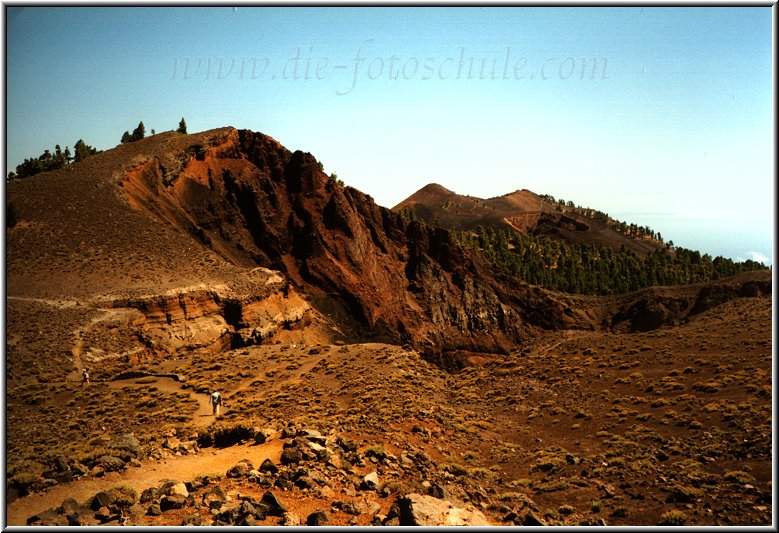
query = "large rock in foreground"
(399, 493, 492, 526)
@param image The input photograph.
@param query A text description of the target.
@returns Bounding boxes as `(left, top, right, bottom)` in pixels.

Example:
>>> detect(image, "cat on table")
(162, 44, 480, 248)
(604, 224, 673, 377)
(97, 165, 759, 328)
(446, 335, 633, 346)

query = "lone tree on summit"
(177, 117, 187, 134)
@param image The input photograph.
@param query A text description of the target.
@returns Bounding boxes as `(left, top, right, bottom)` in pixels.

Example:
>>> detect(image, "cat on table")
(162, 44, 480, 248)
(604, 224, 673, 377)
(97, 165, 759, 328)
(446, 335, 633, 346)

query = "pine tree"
(73, 139, 97, 162)
(131, 121, 145, 141)
(177, 117, 187, 134)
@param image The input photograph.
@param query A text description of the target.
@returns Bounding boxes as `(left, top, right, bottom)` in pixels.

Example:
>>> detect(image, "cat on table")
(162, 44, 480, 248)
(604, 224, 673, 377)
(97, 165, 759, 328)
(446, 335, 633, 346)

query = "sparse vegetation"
(7, 139, 98, 181)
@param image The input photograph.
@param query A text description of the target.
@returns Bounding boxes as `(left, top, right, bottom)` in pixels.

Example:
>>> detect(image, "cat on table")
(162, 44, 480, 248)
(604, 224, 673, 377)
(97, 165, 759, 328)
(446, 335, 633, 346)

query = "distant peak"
(420, 183, 455, 195)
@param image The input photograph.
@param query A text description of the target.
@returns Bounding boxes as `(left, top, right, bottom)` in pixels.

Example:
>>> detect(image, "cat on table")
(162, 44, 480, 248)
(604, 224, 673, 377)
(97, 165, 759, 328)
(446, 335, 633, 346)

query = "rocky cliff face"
(106, 269, 316, 357)
(117, 129, 587, 363)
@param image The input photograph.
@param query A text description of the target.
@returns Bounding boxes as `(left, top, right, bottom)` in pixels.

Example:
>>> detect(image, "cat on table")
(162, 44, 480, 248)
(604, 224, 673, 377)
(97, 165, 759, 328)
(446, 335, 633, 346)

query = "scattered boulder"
(360, 471, 380, 491)
(253, 427, 271, 444)
(69, 462, 89, 478)
(147, 504, 162, 516)
(428, 482, 446, 499)
(94, 506, 114, 522)
(281, 424, 299, 439)
(280, 511, 300, 526)
(58, 497, 80, 515)
(307, 509, 330, 526)
(261, 491, 288, 515)
(96, 455, 126, 472)
(298, 428, 327, 445)
(227, 458, 254, 478)
(398, 493, 492, 526)
(140, 486, 160, 503)
(337, 436, 358, 453)
(90, 490, 116, 511)
(305, 440, 331, 461)
(280, 447, 303, 465)
(522, 510, 548, 526)
(65, 509, 98, 526)
(340, 498, 381, 516)
(259, 458, 279, 474)
(202, 486, 227, 509)
(159, 494, 187, 511)
(168, 482, 189, 498)
(181, 514, 204, 525)
(107, 433, 141, 456)
(382, 501, 402, 526)
(53, 456, 70, 472)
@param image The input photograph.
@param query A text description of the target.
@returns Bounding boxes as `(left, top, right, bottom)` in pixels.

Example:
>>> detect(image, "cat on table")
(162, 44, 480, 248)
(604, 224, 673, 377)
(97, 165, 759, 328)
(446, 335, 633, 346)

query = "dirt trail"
(105, 376, 218, 425)
(6, 439, 284, 526)
(5, 295, 83, 308)
(8, 358, 289, 526)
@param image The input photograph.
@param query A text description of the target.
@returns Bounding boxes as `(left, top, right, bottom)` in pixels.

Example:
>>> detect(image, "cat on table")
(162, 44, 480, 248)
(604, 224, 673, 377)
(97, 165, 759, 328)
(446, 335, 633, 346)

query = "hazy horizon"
(4, 6, 773, 265)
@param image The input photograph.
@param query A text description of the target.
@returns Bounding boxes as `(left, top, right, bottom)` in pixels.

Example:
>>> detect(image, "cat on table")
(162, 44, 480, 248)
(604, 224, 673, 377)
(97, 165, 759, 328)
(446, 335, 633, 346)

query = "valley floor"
(5, 295, 773, 527)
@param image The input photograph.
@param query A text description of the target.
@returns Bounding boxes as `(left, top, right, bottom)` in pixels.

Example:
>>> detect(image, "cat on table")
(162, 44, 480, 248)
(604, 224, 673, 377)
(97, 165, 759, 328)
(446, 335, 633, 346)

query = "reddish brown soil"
(4, 127, 773, 527)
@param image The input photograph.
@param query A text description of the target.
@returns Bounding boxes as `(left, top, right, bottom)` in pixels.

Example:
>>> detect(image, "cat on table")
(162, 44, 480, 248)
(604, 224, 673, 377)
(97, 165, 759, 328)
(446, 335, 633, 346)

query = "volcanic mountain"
(6, 128, 596, 369)
(5, 127, 773, 527)
(7, 128, 769, 370)
(393, 183, 664, 255)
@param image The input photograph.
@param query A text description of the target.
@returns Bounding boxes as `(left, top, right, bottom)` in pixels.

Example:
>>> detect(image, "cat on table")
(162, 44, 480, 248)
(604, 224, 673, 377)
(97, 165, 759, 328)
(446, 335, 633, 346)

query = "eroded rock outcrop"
(117, 128, 590, 363)
(101, 268, 321, 358)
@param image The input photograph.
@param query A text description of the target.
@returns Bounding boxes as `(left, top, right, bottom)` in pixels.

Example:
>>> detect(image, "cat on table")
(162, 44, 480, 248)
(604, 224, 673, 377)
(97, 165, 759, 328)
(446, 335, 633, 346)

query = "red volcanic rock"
(113, 129, 586, 361)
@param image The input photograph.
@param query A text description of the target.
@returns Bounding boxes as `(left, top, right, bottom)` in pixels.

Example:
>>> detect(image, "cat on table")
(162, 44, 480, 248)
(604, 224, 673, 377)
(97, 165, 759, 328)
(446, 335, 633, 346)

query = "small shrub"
(532, 449, 568, 473)
(723, 470, 754, 484)
(467, 467, 492, 479)
(693, 381, 721, 393)
(462, 451, 479, 462)
(667, 484, 703, 503)
(111, 485, 138, 508)
(658, 510, 687, 525)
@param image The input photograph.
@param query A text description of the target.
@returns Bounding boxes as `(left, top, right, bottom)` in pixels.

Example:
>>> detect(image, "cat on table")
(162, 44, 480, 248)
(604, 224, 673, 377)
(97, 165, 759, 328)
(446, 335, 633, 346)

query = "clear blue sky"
(4, 6, 774, 264)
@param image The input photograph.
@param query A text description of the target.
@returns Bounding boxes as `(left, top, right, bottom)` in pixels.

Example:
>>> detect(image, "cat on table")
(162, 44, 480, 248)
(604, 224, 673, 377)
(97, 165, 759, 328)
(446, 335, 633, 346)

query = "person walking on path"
(210, 390, 222, 416)
(81, 368, 90, 386)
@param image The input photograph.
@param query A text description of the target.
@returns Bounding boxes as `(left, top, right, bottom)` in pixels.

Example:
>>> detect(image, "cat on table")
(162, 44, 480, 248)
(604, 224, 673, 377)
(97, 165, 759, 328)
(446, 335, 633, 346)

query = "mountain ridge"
(7, 127, 770, 367)
(394, 182, 665, 256)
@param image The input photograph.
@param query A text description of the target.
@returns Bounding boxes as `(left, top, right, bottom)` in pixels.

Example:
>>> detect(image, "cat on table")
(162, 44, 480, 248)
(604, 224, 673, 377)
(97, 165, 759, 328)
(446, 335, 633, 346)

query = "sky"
(3, 5, 774, 265)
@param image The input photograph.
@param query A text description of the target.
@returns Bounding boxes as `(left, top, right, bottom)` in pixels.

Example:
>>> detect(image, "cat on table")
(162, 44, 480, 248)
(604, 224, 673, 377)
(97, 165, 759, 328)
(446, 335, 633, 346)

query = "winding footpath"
(5, 385, 283, 527)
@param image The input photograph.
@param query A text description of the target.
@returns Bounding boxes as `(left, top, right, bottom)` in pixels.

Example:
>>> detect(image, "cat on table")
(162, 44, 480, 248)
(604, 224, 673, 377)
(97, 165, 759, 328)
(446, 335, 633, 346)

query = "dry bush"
(658, 509, 687, 525)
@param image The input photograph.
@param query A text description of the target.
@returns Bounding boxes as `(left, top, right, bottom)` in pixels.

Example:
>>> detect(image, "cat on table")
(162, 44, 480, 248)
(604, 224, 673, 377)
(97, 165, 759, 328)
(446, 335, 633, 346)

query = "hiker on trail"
(82, 369, 90, 386)
(210, 390, 222, 416)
